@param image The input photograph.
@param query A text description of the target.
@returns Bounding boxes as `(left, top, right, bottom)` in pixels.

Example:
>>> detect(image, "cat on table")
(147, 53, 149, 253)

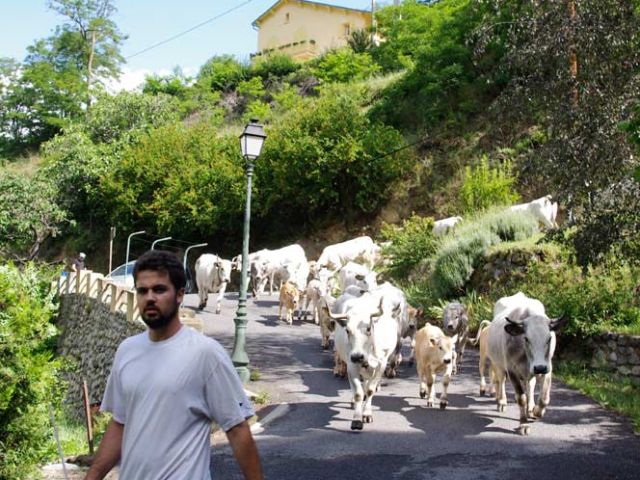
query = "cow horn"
(370, 298, 384, 319)
(326, 309, 348, 321)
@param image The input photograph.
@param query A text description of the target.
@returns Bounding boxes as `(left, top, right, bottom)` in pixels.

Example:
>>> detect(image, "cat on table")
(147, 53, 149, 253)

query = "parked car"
(106, 260, 194, 293)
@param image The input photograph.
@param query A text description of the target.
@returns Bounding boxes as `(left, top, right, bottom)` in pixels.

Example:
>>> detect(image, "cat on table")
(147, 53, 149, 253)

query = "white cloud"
(105, 67, 199, 93)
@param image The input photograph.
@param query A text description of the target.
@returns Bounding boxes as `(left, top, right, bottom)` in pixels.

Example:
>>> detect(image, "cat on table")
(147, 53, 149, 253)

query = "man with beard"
(85, 250, 263, 480)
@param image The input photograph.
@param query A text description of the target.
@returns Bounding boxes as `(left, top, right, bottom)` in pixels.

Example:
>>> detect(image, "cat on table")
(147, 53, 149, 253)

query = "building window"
(344, 23, 351, 37)
(285, 12, 290, 24)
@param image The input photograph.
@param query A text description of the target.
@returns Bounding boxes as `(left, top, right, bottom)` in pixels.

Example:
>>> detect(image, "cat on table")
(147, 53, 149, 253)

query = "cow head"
(328, 297, 384, 367)
(215, 259, 232, 284)
(442, 302, 468, 335)
(428, 334, 455, 365)
(504, 314, 568, 375)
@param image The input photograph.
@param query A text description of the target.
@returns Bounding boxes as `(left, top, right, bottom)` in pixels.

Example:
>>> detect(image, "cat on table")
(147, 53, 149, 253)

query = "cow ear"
(504, 317, 525, 336)
(549, 314, 568, 331)
(429, 337, 437, 346)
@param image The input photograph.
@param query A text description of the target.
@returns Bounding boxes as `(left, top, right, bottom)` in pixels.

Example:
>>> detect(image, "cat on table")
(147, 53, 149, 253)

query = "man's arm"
(84, 418, 124, 480)
(226, 420, 263, 480)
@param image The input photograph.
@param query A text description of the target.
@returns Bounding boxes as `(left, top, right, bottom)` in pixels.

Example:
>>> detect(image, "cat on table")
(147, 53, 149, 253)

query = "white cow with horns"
(194, 254, 232, 314)
(328, 293, 399, 431)
(486, 292, 567, 435)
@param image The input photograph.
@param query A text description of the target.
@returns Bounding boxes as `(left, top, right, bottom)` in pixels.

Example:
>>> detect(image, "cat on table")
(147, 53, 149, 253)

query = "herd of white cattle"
(194, 195, 563, 435)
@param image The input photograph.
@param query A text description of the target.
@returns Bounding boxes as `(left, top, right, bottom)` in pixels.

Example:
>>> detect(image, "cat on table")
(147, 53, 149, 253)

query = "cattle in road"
(279, 281, 300, 325)
(195, 254, 232, 314)
(329, 294, 399, 430)
(303, 278, 326, 324)
(317, 294, 337, 350)
(249, 244, 309, 296)
(315, 236, 381, 274)
(486, 291, 568, 435)
(433, 216, 463, 236)
(415, 323, 455, 409)
(509, 195, 559, 229)
(367, 282, 417, 378)
(337, 261, 379, 293)
(442, 302, 469, 375)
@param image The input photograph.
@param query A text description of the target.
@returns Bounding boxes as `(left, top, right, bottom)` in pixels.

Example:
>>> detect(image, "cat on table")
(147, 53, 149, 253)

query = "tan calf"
(279, 281, 299, 325)
(415, 323, 455, 409)
(470, 320, 495, 397)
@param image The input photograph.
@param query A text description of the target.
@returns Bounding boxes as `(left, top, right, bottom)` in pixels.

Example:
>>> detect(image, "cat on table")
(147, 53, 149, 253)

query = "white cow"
(433, 216, 463, 236)
(194, 254, 232, 314)
(248, 244, 309, 296)
(303, 278, 327, 324)
(367, 282, 417, 378)
(337, 261, 379, 293)
(509, 195, 559, 229)
(316, 236, 381, 274)
(328, 294, 399, 430)
(486, 292, 568, 435)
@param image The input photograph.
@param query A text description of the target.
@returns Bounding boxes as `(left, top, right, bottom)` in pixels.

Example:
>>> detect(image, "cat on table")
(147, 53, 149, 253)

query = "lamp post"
(231, 119, 266, 383)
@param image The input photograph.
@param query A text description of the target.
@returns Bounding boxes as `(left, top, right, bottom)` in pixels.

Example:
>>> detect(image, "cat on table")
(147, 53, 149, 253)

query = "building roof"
(252, 0, 371, 28)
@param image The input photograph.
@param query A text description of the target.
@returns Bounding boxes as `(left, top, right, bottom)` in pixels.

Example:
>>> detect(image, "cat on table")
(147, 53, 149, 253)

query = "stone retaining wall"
(587, 332, 640, 380)
(57, 294, 145, 420)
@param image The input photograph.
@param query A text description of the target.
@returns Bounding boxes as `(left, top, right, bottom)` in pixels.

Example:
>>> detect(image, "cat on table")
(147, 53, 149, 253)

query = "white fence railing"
(55, 270, 140, 323)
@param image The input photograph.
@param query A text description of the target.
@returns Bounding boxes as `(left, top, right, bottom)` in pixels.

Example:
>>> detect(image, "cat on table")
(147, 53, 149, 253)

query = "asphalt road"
(182, 292, 640, 480)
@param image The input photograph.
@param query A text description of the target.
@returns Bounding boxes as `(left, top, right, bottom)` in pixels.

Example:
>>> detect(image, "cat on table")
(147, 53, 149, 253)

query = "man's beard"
(141, 300, 179, 330)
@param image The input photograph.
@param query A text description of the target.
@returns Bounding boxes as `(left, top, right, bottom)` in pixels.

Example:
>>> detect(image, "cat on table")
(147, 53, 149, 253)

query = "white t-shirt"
(101, 326, 254, 480)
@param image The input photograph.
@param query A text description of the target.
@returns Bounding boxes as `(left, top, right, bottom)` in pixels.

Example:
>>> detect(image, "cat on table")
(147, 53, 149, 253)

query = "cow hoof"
(440, 401, 448, 410)
(385, 369, 396, 379)
(197, 303, 205, 310)
(363, 415, 373, 423)
(532, 406, 545, 418)
(497, 404, 506, 413)
(351, 420, 364, 431)
(479, 388, 485, 397)
(426, 401, 434, 408)
(419, 389, 426, 399)
(322, 344, 328, 350)
(517, 424, 531, 436)
(215, 308, 221, 314)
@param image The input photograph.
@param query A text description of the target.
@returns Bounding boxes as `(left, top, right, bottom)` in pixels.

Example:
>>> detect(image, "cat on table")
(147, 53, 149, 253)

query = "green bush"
(429, 209, 539, 297)
(251, 54, 300, 79)
(99, 122, 246, 240)
(198, 55, 248, 91)
(254, 87, 412, 230)
(458, 155, 519, 213)
(0, 263, 63, 480)
(312, 49, 380, 83)
(380, 215, 437, 280)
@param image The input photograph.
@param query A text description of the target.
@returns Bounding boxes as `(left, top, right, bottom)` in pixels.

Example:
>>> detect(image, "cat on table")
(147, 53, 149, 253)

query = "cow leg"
(287, 308, 293, 325)
(494, 366, 507, 412)
(526, 376, 537, 417)
(215, 282, 227, 315)
(479, 351, 487, 396)
(533, 372, 553, 419)
(333, 350, 346, 377)
(407, 337, 415, 366)
(451, 349, 458, 375)
(512, 377, 531, 436)
(314, 304, 319, 325)
(347, 366, 365, 430)
(384, 341, 401, 378)
(197, 288, 207, 310)
(426, 368, 437, 407)
(440, 364, 453, 409)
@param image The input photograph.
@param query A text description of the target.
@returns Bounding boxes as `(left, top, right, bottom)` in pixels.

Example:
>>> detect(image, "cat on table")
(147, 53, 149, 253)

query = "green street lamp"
(231, 119, 267, 383)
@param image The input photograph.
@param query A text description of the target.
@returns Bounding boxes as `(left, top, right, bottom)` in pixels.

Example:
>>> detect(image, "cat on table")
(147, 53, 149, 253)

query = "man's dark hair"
(133, 250, 186, 290)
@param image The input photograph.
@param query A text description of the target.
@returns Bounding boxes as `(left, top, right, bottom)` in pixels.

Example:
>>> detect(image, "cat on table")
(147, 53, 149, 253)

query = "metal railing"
(55, 270, 141, 323)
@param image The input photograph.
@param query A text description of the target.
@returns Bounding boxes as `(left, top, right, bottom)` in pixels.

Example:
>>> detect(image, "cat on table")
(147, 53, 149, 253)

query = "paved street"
(183, 292, 640, 480)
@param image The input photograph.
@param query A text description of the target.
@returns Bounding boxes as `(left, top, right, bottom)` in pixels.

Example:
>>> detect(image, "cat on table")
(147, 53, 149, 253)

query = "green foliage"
(242, 100, 271, 124)
(347, 29, 374, 54)
(0, 172, 71, 260)
(429, 209, 539, 297)
(371, 0, 494, 130)
(459, 155, 519, 213)
(0, 263, 63, 480)
(99, 122, 246, 240)
(312, 49, 380, 83)
(571, 178, 640, 266)
(380, 215, 437, 279)
(198, 55, 248, 91)
(250, 54, 300, 79)
(255, 87, 412, 230)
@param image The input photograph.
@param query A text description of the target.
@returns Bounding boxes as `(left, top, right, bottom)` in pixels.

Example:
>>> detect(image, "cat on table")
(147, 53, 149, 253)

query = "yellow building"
(252, 0, 372, 61)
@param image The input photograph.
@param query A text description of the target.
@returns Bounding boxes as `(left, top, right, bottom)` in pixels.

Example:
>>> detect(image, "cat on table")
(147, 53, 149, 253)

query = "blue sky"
(0, 0, 375, 88)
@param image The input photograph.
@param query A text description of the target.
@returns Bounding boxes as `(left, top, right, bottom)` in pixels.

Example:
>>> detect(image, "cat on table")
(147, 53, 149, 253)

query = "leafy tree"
(250, 54, 300, 80)
(198, 55, 248, 92)
(0, 263, 62, 480)
(312, 49, 380, 83)
(48, 0, 126, 100)
(477, 0, 640, 210)
(347, 29, 374, 54)
(255, 87, 412, 231)
(0, 173, 71, 261)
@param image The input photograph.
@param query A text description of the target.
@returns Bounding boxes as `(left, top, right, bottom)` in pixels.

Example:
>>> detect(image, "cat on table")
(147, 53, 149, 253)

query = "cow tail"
(470, 320, 491, 346)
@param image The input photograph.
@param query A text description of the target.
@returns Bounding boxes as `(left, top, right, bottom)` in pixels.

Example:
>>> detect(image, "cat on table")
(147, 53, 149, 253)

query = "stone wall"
(57, 294, 145, 420)
(586, 332, 640, 380)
